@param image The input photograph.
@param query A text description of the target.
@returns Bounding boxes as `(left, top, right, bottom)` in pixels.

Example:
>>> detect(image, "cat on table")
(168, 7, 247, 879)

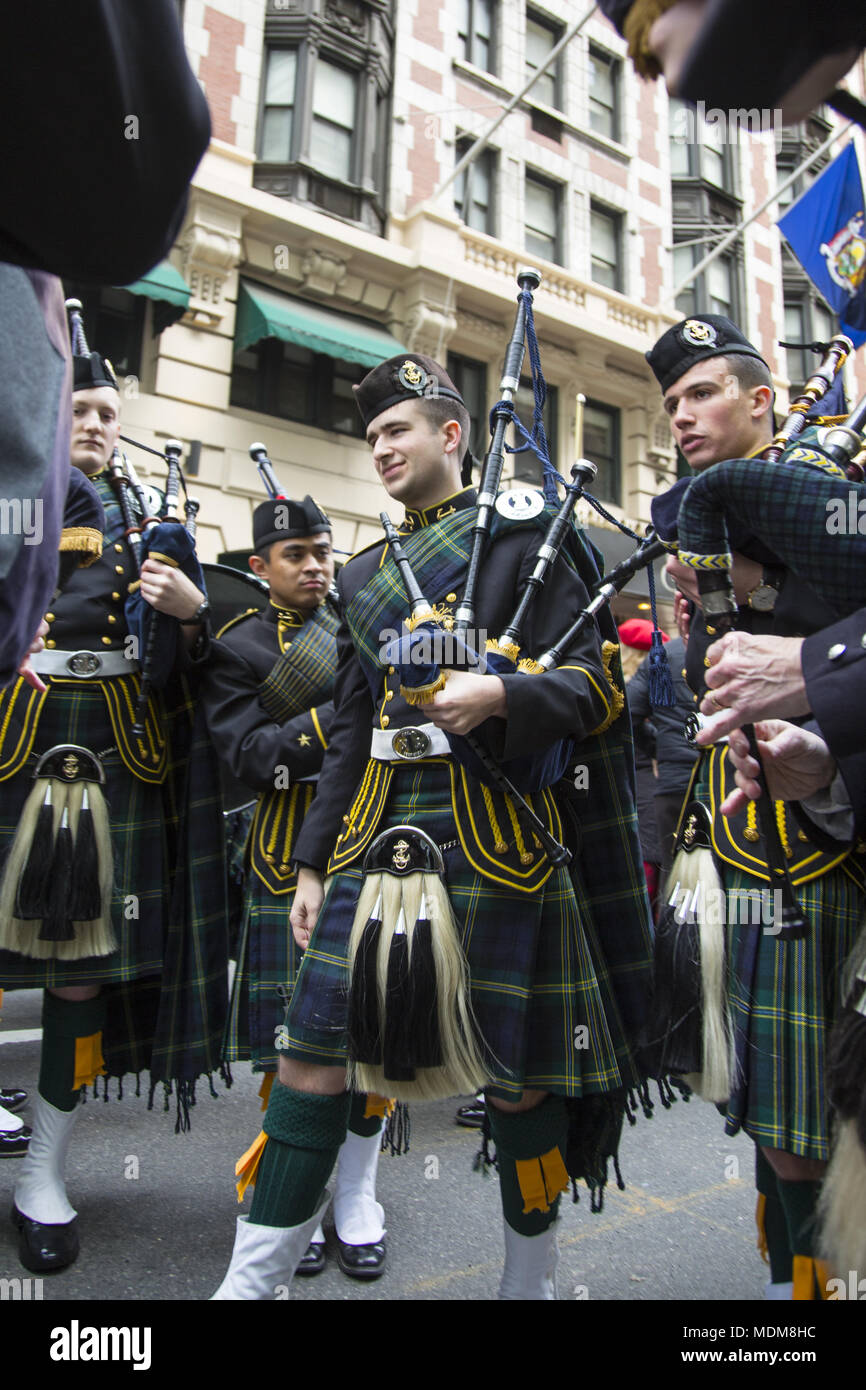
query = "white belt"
(370, 723, 451, 761)
(30, 649, 139, 679)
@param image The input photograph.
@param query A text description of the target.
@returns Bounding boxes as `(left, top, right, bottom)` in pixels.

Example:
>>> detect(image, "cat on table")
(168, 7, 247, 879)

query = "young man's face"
(365, 399, 462, 511)
(71, 387, 121, 475)
(662, 356, 771, 473)
(250, 533, 334, 614)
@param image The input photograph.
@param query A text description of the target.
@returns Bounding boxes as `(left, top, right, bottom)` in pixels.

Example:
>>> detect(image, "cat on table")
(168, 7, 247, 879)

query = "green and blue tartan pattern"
(258, 604, 340, 722)
(0, 677, 229, 1091)
(284, 764, 637, 1099)
(688, 762, 866, 1159)
(677, 429, 862, 615)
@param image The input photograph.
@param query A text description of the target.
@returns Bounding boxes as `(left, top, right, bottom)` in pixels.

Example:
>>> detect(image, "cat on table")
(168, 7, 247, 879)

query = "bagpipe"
(378, 267, 673, 857)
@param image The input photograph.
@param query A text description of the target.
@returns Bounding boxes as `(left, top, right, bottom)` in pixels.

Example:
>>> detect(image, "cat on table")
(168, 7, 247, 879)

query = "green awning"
(236, 281, 405, 366)
(121, 260, 191, 335)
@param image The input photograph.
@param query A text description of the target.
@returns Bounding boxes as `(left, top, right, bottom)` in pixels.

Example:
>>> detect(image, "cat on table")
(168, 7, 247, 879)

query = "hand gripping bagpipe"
(378, 268, 673, 866)
(123, 436, 205, 737)
(674, 338, 866, 941)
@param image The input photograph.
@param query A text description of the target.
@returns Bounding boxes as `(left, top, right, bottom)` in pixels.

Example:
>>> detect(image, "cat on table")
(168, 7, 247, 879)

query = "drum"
(201, 562, 269, 636)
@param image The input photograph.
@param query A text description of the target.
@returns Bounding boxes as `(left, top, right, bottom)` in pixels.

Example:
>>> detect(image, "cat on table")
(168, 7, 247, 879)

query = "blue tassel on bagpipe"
(124, 522, 206, 689)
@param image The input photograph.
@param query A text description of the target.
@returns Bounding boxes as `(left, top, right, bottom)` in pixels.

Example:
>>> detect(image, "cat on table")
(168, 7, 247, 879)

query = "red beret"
(618, 618, 669, 651)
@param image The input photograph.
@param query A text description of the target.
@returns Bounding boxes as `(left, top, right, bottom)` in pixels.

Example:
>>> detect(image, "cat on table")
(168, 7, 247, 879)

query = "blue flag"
(778, 143, 866, 349)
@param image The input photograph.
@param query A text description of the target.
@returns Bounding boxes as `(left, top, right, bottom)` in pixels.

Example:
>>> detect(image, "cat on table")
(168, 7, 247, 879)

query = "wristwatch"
(747, 565, 784, 613)
(180, 599, 209, 625)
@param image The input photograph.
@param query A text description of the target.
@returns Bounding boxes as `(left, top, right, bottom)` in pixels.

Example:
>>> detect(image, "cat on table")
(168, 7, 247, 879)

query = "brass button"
(861, 633, 866, 649)
(385, 690, 393, 701)
(111, 591, 121, 602)
(101, 636, 112, 646)
(706, 625, 716, 635)
(114, 543, 123, 553)
(381, 715, 390, 728)
(446, 592, 457, 603)
(703, 656, 711, 668)
(388, 666, 396, 675)
(45, 612, 55, 623)
(828, 643, 846, 661)
(108, 614, 117, 624)
(115, 565, 124, 575)
(693, 694, 698, 703)
(45, 639, 56, 649)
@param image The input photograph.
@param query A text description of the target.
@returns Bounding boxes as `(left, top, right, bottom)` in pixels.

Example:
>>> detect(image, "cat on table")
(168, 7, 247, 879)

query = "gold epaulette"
(216, 608, 260, 640)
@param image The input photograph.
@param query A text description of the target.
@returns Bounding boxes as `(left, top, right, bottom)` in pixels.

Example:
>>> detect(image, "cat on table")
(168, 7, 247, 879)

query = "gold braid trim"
(481, 783, 508, 853)
(59, 526, 103, 566)
(400, 671, 450, 705)
(405, 606, 453, 633)
(517, 656, 545, 674)
(744, 800, 760, 842)
(487, 637, 520, 663)
(775, 800, 792, 859)
(504, 794, 533, 865)
(677, 549, 733, 571)
(590, 640, 625, 736)
(622, 0, 680, 79)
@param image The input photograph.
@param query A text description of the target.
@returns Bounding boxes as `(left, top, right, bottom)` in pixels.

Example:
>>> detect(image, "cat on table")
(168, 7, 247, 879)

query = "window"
(588, 46, 619, 142)
(583, 400, 620, 504)
(669, 98, 733, 193)
(458, 0, 495, 73)
(261, 48, 297, 162)
(454, 139, 495, 235)
(230, 341, 365, 437)
(62, 284, 145, 380)
(525, 11, 561, 110)
(511, 377, 558, 484)
(256, 27, 391, 234)
(590, 202, 623, 292)
(783, 296, 836, 390)
(525, 173, 561, 265)
(310, 59, 358, 183)
(447, 352, 488, 460)
(672, 241, 739, 320)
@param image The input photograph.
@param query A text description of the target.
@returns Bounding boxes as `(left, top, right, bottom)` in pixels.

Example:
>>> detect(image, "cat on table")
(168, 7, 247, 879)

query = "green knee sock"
(39, 993, 106, 1112)
(488, 1096, 570, 1237)
(249, 1085, 351, 1228)
(755, 1148, 792, 1284)
(348, 1092, 384, 1139)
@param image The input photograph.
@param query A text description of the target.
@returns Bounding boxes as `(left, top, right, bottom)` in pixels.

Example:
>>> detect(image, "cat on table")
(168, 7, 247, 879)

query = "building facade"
(75, 1, 866, 615)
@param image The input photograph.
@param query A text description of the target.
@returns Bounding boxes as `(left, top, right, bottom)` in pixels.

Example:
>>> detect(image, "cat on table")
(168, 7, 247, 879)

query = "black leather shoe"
(337, 1238, 386, 1280)
(295, 1240, 325, 1277)
(455, 1099, 486, 1128)
(0, 1125, 31, 1158)
(0, 1088, 28, 1115)
(11, 1204, 79, 1273)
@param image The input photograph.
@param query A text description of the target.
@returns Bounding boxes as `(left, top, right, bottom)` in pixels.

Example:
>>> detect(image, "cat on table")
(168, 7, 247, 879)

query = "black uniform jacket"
(292, 489, 614, 873)
(202, 603, 334, 794)
(802, 610, 866, 836)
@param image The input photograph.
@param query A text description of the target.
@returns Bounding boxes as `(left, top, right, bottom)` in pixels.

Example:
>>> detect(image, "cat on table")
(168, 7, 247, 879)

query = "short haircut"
(720, 353, 775, 408)
(414, 393, 471, 463)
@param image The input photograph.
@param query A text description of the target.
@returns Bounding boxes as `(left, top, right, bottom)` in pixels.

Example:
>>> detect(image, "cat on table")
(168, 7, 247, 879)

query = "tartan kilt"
(722, 860, 865, 1159)
(285, 761, 638, 1100)
(0, 682, 168, 987)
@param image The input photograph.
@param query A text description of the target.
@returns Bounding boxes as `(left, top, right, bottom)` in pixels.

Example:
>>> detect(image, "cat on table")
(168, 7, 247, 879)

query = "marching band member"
(202, 497, 390, 1280)
(212, 351, 653, 1300)
(0, 329, 228, 1274)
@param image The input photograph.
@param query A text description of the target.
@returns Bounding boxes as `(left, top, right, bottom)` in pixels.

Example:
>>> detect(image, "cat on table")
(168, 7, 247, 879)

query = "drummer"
(201, 497, 391, 1282)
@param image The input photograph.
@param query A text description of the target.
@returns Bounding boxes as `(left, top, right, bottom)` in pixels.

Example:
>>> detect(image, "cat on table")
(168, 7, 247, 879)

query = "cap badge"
(397, 360, 428, 393)
(681, 319, 717, 348)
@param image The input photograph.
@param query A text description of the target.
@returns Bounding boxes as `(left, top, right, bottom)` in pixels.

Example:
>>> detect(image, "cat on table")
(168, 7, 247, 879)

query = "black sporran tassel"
(408, 890, 441, 1068)
(70, 785, 101, 921)
(39, 807, 76, 941)
(642, 896, 703, 1076)
(15, 782, 55, 918)
(382, 910, 414, 1082)
(347, 893, 384, 1063)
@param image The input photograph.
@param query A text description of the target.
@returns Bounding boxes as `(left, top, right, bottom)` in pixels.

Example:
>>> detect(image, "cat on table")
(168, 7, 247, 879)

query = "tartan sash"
(344, 511, 477, 695)
(258, 605, 340, 723)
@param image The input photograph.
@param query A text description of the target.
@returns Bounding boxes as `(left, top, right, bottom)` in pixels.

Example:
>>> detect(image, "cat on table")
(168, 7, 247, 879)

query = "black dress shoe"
(295, 1240, 326, 1277)
(10, 1204, 79, 1273)
(337, 1238, 386, 1280)
(0, 1088, 28, 1115)
(455, 1098, 486, 1128)
(0, 1125, 31, 1158)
